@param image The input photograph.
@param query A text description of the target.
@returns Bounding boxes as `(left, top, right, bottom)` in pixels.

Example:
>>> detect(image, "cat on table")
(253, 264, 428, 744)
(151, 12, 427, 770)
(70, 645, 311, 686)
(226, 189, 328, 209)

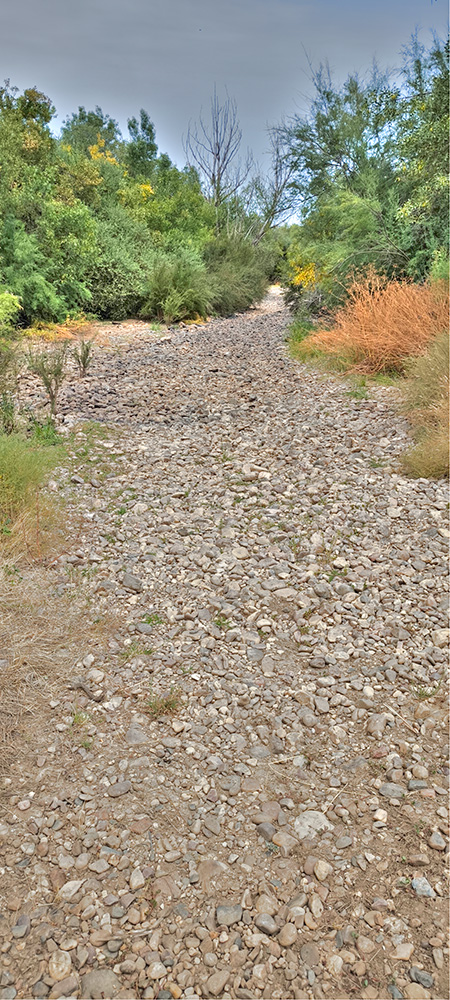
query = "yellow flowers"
(290, 261, 318, 288)
(139, 183, 154, 199)
(88, 135, 118, 165)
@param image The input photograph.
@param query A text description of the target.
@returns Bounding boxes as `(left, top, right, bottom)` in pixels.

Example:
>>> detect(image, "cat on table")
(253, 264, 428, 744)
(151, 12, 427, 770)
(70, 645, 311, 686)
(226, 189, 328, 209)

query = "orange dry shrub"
(304, 272, 449, 374)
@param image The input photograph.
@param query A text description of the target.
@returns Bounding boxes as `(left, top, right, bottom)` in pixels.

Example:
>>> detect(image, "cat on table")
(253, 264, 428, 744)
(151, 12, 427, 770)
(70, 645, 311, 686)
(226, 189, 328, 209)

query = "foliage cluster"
(282, 34, 449, 315)
(0, 84, 276, 327)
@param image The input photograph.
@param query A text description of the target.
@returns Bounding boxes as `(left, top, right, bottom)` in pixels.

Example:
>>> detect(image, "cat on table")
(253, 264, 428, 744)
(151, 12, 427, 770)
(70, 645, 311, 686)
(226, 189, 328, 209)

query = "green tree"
(126, 109, 158, 178)
(60, 105, 122, 157)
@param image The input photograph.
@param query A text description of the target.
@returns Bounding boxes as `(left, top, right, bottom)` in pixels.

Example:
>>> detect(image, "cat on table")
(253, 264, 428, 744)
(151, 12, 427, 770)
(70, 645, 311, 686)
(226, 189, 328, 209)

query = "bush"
(140, 250, 211, 322)
(401, 330, 449, 479)
(205, 237, 269, 315)
(294, 272, 449, 374)
(87, 208, 153, 319)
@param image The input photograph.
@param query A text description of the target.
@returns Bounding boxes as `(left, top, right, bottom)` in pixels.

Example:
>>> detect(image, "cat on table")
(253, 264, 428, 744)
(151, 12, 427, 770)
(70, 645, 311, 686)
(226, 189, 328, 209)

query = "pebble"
(48, 951, 72, 982)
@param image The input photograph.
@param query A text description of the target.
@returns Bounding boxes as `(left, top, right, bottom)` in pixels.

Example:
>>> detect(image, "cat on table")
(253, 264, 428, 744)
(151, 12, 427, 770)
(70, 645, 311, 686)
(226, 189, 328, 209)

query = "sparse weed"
(28, 342, 69, 417)
(73, 339, 94, 375)
(145, 685, 182, 720)
(142, 612, 164, 626)
(213, 614, 232, 630)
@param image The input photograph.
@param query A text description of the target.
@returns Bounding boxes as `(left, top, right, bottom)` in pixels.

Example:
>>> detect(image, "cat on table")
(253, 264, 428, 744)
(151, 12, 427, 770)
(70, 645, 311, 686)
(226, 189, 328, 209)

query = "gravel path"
(1, 290, 448, 1000)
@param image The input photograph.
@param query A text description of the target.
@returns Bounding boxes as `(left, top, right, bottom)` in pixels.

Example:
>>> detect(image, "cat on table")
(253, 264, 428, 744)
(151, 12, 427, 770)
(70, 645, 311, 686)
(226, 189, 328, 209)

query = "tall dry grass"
(401, 330, 449, 479)
(296, 272, 449, 374)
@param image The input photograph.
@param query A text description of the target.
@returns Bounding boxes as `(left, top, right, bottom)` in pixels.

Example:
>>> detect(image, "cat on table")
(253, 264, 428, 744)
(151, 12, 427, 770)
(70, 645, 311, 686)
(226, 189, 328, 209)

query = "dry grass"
(295, 273, 449, 375)
(401, 330, 449, 478)
(0, 566, 117, 786)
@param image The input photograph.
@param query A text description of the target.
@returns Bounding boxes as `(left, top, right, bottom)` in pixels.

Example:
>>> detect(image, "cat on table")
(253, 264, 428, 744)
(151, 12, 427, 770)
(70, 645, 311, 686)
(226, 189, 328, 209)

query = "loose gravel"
(1, 289, 448, 1000)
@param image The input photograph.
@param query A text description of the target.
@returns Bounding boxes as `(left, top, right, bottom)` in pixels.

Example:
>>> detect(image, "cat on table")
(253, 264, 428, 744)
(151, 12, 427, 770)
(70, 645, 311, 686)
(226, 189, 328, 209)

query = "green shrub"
(140, 250, 211, 322)
(87, 207, 153, 319)
(205, 237, 269, 315)
(0, 291, 21, 332)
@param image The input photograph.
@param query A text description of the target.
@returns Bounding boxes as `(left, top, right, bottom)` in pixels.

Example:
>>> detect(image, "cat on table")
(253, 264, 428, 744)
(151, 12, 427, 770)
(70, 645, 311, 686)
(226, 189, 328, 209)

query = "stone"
(205, 969, 230, 996)
(122, 573, 143, 592)
(130, 868, 145, 890)
(48, 951, 72, 982)
(379, 783, 405, 799)
(409, 969, 434, 989)
(294, 810, 334, 839)
(428, 831, 446, 850)
(391, 943, 414, 960)
(313, 859, 333, 881)
(403, 986, 431, 999)
(300, 943, 320, 967)
(411, 877, 436, 898)
(147, 962, 168, 979)
(272, 830, 298, 856)
(108, 780, 131, 797)
(11, 914, 31, 938)
(80, 969, 122, 998)
(216, 903, 242, 927)
(278, 923, 297, 947)
(254, 912, 279, 934)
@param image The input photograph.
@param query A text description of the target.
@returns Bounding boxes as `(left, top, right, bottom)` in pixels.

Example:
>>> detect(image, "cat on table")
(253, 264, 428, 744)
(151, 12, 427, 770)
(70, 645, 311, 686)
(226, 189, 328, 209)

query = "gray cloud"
(1, 0, 447, 169)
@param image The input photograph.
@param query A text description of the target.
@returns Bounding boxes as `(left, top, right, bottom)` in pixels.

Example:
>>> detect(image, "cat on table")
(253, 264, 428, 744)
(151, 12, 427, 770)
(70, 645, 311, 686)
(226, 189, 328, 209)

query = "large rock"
(81, 970, 122, 999)
(294, 810, 334, 840)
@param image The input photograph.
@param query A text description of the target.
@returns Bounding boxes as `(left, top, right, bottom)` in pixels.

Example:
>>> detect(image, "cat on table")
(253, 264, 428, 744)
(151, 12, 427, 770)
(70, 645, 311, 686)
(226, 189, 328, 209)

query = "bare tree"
(184, 87, 253, 225)
(247, 128, 296, 244)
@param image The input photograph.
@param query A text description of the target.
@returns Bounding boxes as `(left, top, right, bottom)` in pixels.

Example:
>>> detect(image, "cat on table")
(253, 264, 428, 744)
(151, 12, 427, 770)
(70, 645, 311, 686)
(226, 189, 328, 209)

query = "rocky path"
(1, 290, 448, 1000)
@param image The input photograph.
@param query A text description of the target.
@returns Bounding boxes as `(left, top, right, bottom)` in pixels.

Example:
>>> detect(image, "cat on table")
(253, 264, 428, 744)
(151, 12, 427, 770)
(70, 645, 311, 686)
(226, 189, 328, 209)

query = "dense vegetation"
(0, 88, 281, 328)
(283, 34, 449, 478)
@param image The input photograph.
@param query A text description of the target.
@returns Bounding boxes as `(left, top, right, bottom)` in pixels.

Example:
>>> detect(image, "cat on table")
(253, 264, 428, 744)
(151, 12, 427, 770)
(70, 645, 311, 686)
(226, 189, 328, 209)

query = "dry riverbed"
(0, 289, 448, 1000)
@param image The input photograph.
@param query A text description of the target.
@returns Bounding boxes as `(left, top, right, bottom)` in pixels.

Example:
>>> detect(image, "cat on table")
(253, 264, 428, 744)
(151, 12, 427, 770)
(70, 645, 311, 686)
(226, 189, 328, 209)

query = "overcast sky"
(1, 0, 448, 170)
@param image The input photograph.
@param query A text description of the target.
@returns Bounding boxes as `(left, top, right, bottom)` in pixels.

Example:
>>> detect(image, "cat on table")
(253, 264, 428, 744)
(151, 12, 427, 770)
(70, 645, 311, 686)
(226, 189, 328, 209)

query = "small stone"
(411, 877, 436, 898)
(130, 868, 145, 890)
(300, 943, 320, 967)
(205, 969, 230, 996)
(403, 986, 431, 1000)
(357, 935, 376, 957)
(256, 821, 276, 842)
(125, 726, 147, 745)
(335, 835, 352, 849)
(107, 780, 131, 797)
(11, 914, 31, 938)
(122, 573, 143, 592)
(203, 815, 220, 835)
(373, 809, 388, 823)
(379, 782, 405, 799)
(367, 713, 387, 736)
(58, 879, 85, 901)
(48, 950, 72, 982)
(432, 947, 444, 969)
(254, 912, 278, 934)
(428, 831, 446, 850)
(294, 810, 333, 839)
(271, 830, 298, 856)
(313, 859, 333, 881)
(391, 943, 414, 960)
(147, 961, 168, 979)
(216, 903, 242, 927)
(278, 923, 297, 947)
(409, 968, 434, 989)
(326, 955, 344, 976)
